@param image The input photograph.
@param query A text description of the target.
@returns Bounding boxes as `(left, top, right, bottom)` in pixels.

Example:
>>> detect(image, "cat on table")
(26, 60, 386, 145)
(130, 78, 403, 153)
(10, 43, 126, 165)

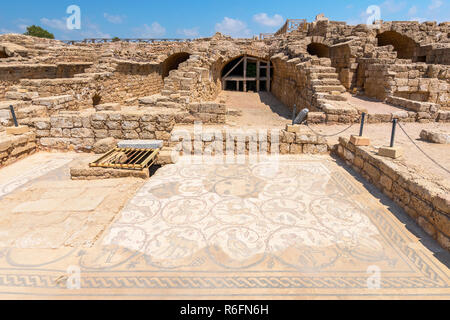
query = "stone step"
(94, 103, 121, 112)
(311, 79, 343, 86)
(32, 95, 74, 107)
(0, 100, 31, 110)
(5, 91, 39, 101)
(138, 94, 161, 106)
(317, 73, 339, 80)
(156, 101, 181, 109)
(313, 85, 346, 93)
(308, 67, 337, 74)
(315, 93, 348, 101)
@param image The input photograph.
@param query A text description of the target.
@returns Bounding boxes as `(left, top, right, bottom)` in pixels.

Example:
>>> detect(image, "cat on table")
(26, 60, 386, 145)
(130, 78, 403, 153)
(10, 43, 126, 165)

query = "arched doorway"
(376, 31, 418, 60)
(221, 55, 273, 92)
(0, 48, 8, 59)
(162, 52, 190, 78)
(307, 43, 330, 58)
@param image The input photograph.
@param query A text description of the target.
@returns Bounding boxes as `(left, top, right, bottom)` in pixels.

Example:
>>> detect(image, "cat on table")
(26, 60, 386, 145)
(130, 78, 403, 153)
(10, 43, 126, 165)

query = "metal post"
(390, 119, 398, 148)
(9, 105, 18, 127)
(359, 112, 366, 137)
(292, 104, 297, 125)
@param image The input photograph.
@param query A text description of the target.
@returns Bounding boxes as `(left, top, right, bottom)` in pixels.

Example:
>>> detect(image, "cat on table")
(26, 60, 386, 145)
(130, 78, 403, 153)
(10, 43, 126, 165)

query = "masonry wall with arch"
(162, 52, 191, 78)
(307, 42, 330, 58)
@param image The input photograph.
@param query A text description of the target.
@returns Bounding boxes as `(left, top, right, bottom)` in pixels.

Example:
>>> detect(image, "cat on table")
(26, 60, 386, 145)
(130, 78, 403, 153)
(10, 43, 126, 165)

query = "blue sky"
(0, 0, 448, 40)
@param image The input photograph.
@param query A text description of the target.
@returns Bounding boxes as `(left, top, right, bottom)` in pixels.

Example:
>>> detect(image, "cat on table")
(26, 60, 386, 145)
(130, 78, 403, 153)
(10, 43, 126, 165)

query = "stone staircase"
(307, 65, 347, 106)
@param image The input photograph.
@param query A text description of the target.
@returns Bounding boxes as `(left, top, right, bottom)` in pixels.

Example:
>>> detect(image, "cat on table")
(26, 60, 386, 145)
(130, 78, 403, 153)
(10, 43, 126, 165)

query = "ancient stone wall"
(32, 108, 177, 152)
(0, 131, 36, 168)
(169, 125, 329, 156)
(271, 54, 316, 112)
(335, 137, 450, 251)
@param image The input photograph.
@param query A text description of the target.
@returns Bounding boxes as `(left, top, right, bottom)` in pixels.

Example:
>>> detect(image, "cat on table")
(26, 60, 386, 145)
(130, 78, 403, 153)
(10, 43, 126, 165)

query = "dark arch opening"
(221, 55, 273, 92)
(0, 48, 8, 59)
(163, 52, 190, 78)
(307, 43, 330, 58)
(376, 31, 418, 60)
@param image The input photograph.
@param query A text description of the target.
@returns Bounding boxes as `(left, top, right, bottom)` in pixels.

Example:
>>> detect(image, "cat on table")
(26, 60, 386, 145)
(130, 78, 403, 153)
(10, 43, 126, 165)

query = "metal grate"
(89, 148, 160, 170)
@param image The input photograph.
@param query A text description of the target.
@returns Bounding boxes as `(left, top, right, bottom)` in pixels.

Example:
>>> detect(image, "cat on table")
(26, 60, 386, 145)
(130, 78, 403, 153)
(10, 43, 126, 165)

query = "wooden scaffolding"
(222, 55, 271, 92)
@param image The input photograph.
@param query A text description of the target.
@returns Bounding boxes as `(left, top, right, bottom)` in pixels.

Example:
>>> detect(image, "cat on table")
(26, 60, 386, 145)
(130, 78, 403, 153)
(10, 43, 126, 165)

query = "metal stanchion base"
(350, 135, 371, 146)
(378, 146, 403, 159)
(286, 124, 303, 134)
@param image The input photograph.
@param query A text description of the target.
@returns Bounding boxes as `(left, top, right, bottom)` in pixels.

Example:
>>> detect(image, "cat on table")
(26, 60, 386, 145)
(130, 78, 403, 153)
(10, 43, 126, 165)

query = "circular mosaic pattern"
(261, 198, 308, 226)
(145, 227, 206, 268)
(162, 198, 208, 225)
(103, 226, 148, 252)
(262, 178, 299, 198)
(215, 165, 251, 178)
(213, 177, 266, 198)
(211, 198, 260, 225)
(207, 227, 266, 268)
(310, 197, 366, 229)
(268, 227, 339, 271)
(120, 199, 161, 224)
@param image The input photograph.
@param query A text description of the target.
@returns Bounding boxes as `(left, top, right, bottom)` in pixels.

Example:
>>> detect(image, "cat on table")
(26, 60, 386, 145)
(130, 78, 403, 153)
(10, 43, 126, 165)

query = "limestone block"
(350, 135, 370, 146)
(156, 147, 179, 165)
(420, 129, 449, 144)
(378, 146, 403, 159)
(6, 125, 30, 135)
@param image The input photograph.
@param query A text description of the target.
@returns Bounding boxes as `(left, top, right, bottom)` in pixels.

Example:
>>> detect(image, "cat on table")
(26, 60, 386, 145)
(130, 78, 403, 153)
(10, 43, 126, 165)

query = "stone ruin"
(0, 16, 449, 252)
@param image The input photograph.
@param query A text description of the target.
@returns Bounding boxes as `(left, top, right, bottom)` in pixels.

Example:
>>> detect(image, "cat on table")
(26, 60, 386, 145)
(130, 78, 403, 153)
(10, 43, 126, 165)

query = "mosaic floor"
(0, 154, 448, 299)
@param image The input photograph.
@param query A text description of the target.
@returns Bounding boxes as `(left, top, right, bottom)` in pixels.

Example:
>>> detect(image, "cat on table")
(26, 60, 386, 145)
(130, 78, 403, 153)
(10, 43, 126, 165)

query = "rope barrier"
(397, 122, 450, 175)
(305, 122, 356, 137)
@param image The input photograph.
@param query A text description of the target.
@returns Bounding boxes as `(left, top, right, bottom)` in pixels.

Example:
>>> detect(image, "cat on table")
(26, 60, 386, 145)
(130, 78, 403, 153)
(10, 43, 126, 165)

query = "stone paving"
(0, 153, 448, 299)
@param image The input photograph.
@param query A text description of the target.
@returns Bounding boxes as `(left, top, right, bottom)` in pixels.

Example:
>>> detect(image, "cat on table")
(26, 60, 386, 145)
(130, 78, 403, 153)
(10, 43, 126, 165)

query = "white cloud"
(253, 13, 284, 27)
(104, 13, 124, 24)
(215, 17, 251, 38)
(428, 0, 443, 10)
(410, 17, 426, 23)
(347, 10, 371, 26)
(40, 17, 68, 31)
(0, 28, 19, 34)
(408, 6, 418, 16)
(80, 21, 111, 38)
(17, 24, 27, 32)
(177, 27, 200, 38)
(381, 0, 407, 13)
(134, 22, 166, 38)
(39, 17, 110, 39)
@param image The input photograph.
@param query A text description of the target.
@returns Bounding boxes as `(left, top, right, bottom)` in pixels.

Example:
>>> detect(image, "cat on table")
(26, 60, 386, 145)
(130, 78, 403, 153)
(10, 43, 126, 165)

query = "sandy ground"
(219, 91, 292, 128)
(0, 152, 144, 248)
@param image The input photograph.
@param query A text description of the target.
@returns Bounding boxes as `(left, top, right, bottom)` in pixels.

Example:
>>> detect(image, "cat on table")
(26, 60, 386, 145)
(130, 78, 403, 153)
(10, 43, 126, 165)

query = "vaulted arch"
(307, 42, 330, 58)
(376, 31, 419, 60)
(162, 52, 190, 78)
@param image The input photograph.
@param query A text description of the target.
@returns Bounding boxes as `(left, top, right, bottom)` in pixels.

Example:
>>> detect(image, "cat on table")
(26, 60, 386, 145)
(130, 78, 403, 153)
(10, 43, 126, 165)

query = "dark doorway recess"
(221, 55, 273, 92)
(163, 52, 190, 78)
